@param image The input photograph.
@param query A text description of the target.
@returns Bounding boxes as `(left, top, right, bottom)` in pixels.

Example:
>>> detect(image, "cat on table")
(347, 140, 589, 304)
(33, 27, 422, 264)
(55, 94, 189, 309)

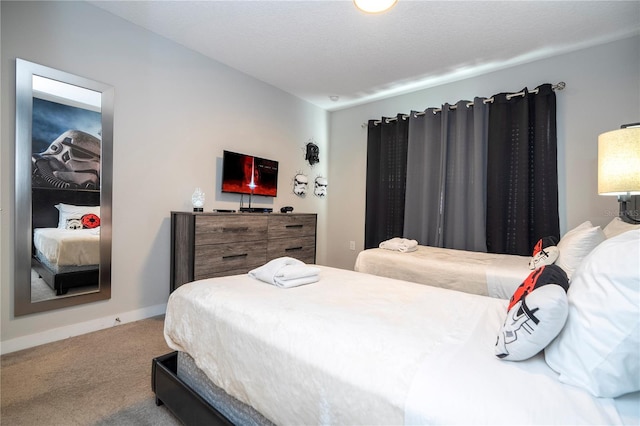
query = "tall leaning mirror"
(15, 58, 113, 316)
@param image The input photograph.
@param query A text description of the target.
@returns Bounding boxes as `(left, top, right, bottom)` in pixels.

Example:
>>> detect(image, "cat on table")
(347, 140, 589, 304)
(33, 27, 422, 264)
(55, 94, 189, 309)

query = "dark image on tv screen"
(221, 150, 278, 197)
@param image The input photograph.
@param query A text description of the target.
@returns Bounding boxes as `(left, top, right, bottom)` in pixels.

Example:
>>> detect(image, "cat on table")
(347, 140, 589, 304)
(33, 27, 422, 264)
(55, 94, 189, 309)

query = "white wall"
(327, 35, 640, 270)
(1, 1, 329, 352)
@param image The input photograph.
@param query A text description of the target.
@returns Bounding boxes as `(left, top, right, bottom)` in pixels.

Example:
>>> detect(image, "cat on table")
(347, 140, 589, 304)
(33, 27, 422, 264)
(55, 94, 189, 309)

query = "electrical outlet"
(349, 241, 355, 251)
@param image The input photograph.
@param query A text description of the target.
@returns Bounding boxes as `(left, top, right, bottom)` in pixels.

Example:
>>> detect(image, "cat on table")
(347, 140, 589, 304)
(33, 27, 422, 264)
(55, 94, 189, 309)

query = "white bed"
(164, 256, 639, 425)
(33, 227, 100, 267)
(354, 245, 531, 299)
(31, 227, 100, 295)
(354, 218, 640, 299)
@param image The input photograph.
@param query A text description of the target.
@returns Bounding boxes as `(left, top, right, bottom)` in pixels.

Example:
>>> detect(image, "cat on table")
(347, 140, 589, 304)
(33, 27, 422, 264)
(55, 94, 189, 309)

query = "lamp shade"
(354, 0, 397, 13)
(598, 127, 640, 195)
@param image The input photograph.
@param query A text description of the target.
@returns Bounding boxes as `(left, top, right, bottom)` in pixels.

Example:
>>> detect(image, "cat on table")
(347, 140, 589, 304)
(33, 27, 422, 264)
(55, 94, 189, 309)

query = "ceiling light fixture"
(354, 0, 398, 14)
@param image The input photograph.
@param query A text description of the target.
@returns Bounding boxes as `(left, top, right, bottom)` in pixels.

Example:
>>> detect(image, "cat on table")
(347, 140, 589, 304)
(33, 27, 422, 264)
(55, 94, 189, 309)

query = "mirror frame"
(14, 58, 113, 316)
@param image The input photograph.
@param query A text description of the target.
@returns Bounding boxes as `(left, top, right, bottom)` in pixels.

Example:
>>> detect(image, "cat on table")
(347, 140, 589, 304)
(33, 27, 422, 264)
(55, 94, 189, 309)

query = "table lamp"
(598, 123, 640, 223)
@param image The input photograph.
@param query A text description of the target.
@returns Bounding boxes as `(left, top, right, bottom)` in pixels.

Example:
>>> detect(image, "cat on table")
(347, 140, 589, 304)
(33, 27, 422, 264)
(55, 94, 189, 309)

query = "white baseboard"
(0, 303, 167, 355)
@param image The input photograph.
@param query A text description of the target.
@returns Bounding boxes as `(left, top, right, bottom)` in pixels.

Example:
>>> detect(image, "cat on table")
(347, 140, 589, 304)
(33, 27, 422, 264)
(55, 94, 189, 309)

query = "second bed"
(354, 245, 531, 299)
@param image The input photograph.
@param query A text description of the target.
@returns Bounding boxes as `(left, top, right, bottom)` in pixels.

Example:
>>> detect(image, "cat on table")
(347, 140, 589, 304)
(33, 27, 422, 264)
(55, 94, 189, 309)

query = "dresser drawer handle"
(285, 246, 303, 252)
(222, 253, 248, 260)
(223, 227, 249, 232)
(285, 224, 303, 229)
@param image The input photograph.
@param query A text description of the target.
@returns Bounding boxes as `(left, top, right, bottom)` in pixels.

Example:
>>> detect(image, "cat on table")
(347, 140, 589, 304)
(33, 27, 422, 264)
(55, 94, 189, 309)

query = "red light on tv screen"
(221, 151, 278, 197)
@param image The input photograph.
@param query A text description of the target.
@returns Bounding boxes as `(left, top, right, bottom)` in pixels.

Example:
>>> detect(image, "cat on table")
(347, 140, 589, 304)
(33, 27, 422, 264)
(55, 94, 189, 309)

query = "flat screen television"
(221, 150, 278, 197)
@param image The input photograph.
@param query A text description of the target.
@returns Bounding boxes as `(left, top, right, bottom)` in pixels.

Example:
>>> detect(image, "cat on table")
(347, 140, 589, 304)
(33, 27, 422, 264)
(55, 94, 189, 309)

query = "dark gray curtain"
(486, 84, 560, 255)
(404, 99, 489, 251)
(364, 84, 558, 254)
(364, 114, 409, 249)
(403, 107, 442, 246)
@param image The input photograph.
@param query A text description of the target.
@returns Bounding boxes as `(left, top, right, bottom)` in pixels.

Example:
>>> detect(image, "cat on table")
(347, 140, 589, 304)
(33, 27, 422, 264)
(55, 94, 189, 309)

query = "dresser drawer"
(267, 215, 316, 239)
(194, 241, 267, 279)
(267, 235, 316, 264)
(195, 215, 268, 245)
(204, 267, 257, 279)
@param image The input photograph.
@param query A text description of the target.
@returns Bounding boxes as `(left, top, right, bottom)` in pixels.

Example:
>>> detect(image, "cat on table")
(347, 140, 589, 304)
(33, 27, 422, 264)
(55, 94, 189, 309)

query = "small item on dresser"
(280, 206, 294, 213)
(379, 237, 418, 253)
(239, 207, 273, 213)
(249, 257, 320, 288)
(212, 209, 236, 213)
(192, 187, 205, 212)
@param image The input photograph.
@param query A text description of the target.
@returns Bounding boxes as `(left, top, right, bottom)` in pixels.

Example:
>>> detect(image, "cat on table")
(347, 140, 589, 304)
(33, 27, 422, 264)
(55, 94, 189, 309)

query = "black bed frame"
(31, 187, 100, 295)
(31, 257, 99, 296)
(152, 352, 233, 426)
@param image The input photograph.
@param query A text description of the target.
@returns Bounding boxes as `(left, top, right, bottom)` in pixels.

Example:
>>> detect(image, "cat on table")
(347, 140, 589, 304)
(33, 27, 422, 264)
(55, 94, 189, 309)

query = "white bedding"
(354, 246, 531, 298)
(164, 265, 633, 425)
(33, 227, 100, 267)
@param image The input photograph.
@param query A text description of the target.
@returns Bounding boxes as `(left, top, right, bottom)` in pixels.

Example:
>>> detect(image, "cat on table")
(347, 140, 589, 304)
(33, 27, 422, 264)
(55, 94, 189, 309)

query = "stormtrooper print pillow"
(529, 236, 559, 269)
(495, 264, 570, 361)
(65, 218, 84, 230)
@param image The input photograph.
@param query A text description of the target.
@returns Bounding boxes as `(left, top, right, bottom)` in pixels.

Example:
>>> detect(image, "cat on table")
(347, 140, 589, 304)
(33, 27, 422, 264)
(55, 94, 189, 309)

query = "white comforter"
(355, 246, 531, 298)
(164, 266, 628, 425)
(33, 227, 100, 266)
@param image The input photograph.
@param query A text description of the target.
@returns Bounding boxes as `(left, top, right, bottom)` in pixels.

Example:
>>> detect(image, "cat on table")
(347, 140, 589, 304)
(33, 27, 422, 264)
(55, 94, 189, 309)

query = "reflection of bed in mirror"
(31, 188, 100, 296)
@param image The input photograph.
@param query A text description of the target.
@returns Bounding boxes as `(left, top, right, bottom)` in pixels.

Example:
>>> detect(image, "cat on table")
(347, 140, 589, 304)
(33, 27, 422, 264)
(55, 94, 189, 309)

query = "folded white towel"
(249, 257, 320, 288)
(379, 237, 418, 253)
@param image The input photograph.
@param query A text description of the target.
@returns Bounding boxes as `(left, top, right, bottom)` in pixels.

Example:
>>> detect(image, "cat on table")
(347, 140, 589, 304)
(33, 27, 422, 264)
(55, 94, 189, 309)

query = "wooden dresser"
(170, 212, 317, 291)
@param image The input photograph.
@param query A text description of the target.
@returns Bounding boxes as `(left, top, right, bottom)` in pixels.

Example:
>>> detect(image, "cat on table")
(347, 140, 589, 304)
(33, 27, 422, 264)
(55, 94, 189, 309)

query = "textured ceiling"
(90, 0, 640, 111)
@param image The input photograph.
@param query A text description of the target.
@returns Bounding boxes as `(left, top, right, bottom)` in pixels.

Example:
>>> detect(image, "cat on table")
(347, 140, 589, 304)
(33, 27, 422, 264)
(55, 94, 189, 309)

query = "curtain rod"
(366, 82, 566, 127)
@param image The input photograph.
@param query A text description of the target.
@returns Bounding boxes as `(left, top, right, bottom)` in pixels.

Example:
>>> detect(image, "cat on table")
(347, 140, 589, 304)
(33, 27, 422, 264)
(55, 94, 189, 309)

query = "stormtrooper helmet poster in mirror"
(14, 59, 113, 316)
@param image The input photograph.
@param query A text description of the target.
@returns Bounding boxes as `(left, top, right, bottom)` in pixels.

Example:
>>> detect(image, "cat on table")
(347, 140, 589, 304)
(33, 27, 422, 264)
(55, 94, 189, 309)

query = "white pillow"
(495, 264, 570, 361)
(544, 229, 640, 398)
(603, 217, 640, 239)
(555, 221, 605, 279)
(55, 203, 100, 229)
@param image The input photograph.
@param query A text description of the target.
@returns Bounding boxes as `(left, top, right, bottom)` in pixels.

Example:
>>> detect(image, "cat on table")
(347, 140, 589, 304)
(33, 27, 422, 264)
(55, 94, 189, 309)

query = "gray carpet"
(1, 316, 181, 425)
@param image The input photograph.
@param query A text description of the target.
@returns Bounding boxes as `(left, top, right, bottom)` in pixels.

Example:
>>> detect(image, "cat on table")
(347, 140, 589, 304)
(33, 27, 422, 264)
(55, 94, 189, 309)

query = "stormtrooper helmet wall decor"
(305, 142, 319, 166)
(32, 129, 101, 190)
(314, 176, 327, 197)
(293, 173, 308, 196)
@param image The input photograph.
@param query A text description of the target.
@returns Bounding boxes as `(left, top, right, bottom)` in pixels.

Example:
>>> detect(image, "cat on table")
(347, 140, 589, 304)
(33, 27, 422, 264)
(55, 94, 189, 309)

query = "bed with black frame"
(152, 351, 264, 426)
(152, 259, 639, 426)
(31, 187, 100, 296)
